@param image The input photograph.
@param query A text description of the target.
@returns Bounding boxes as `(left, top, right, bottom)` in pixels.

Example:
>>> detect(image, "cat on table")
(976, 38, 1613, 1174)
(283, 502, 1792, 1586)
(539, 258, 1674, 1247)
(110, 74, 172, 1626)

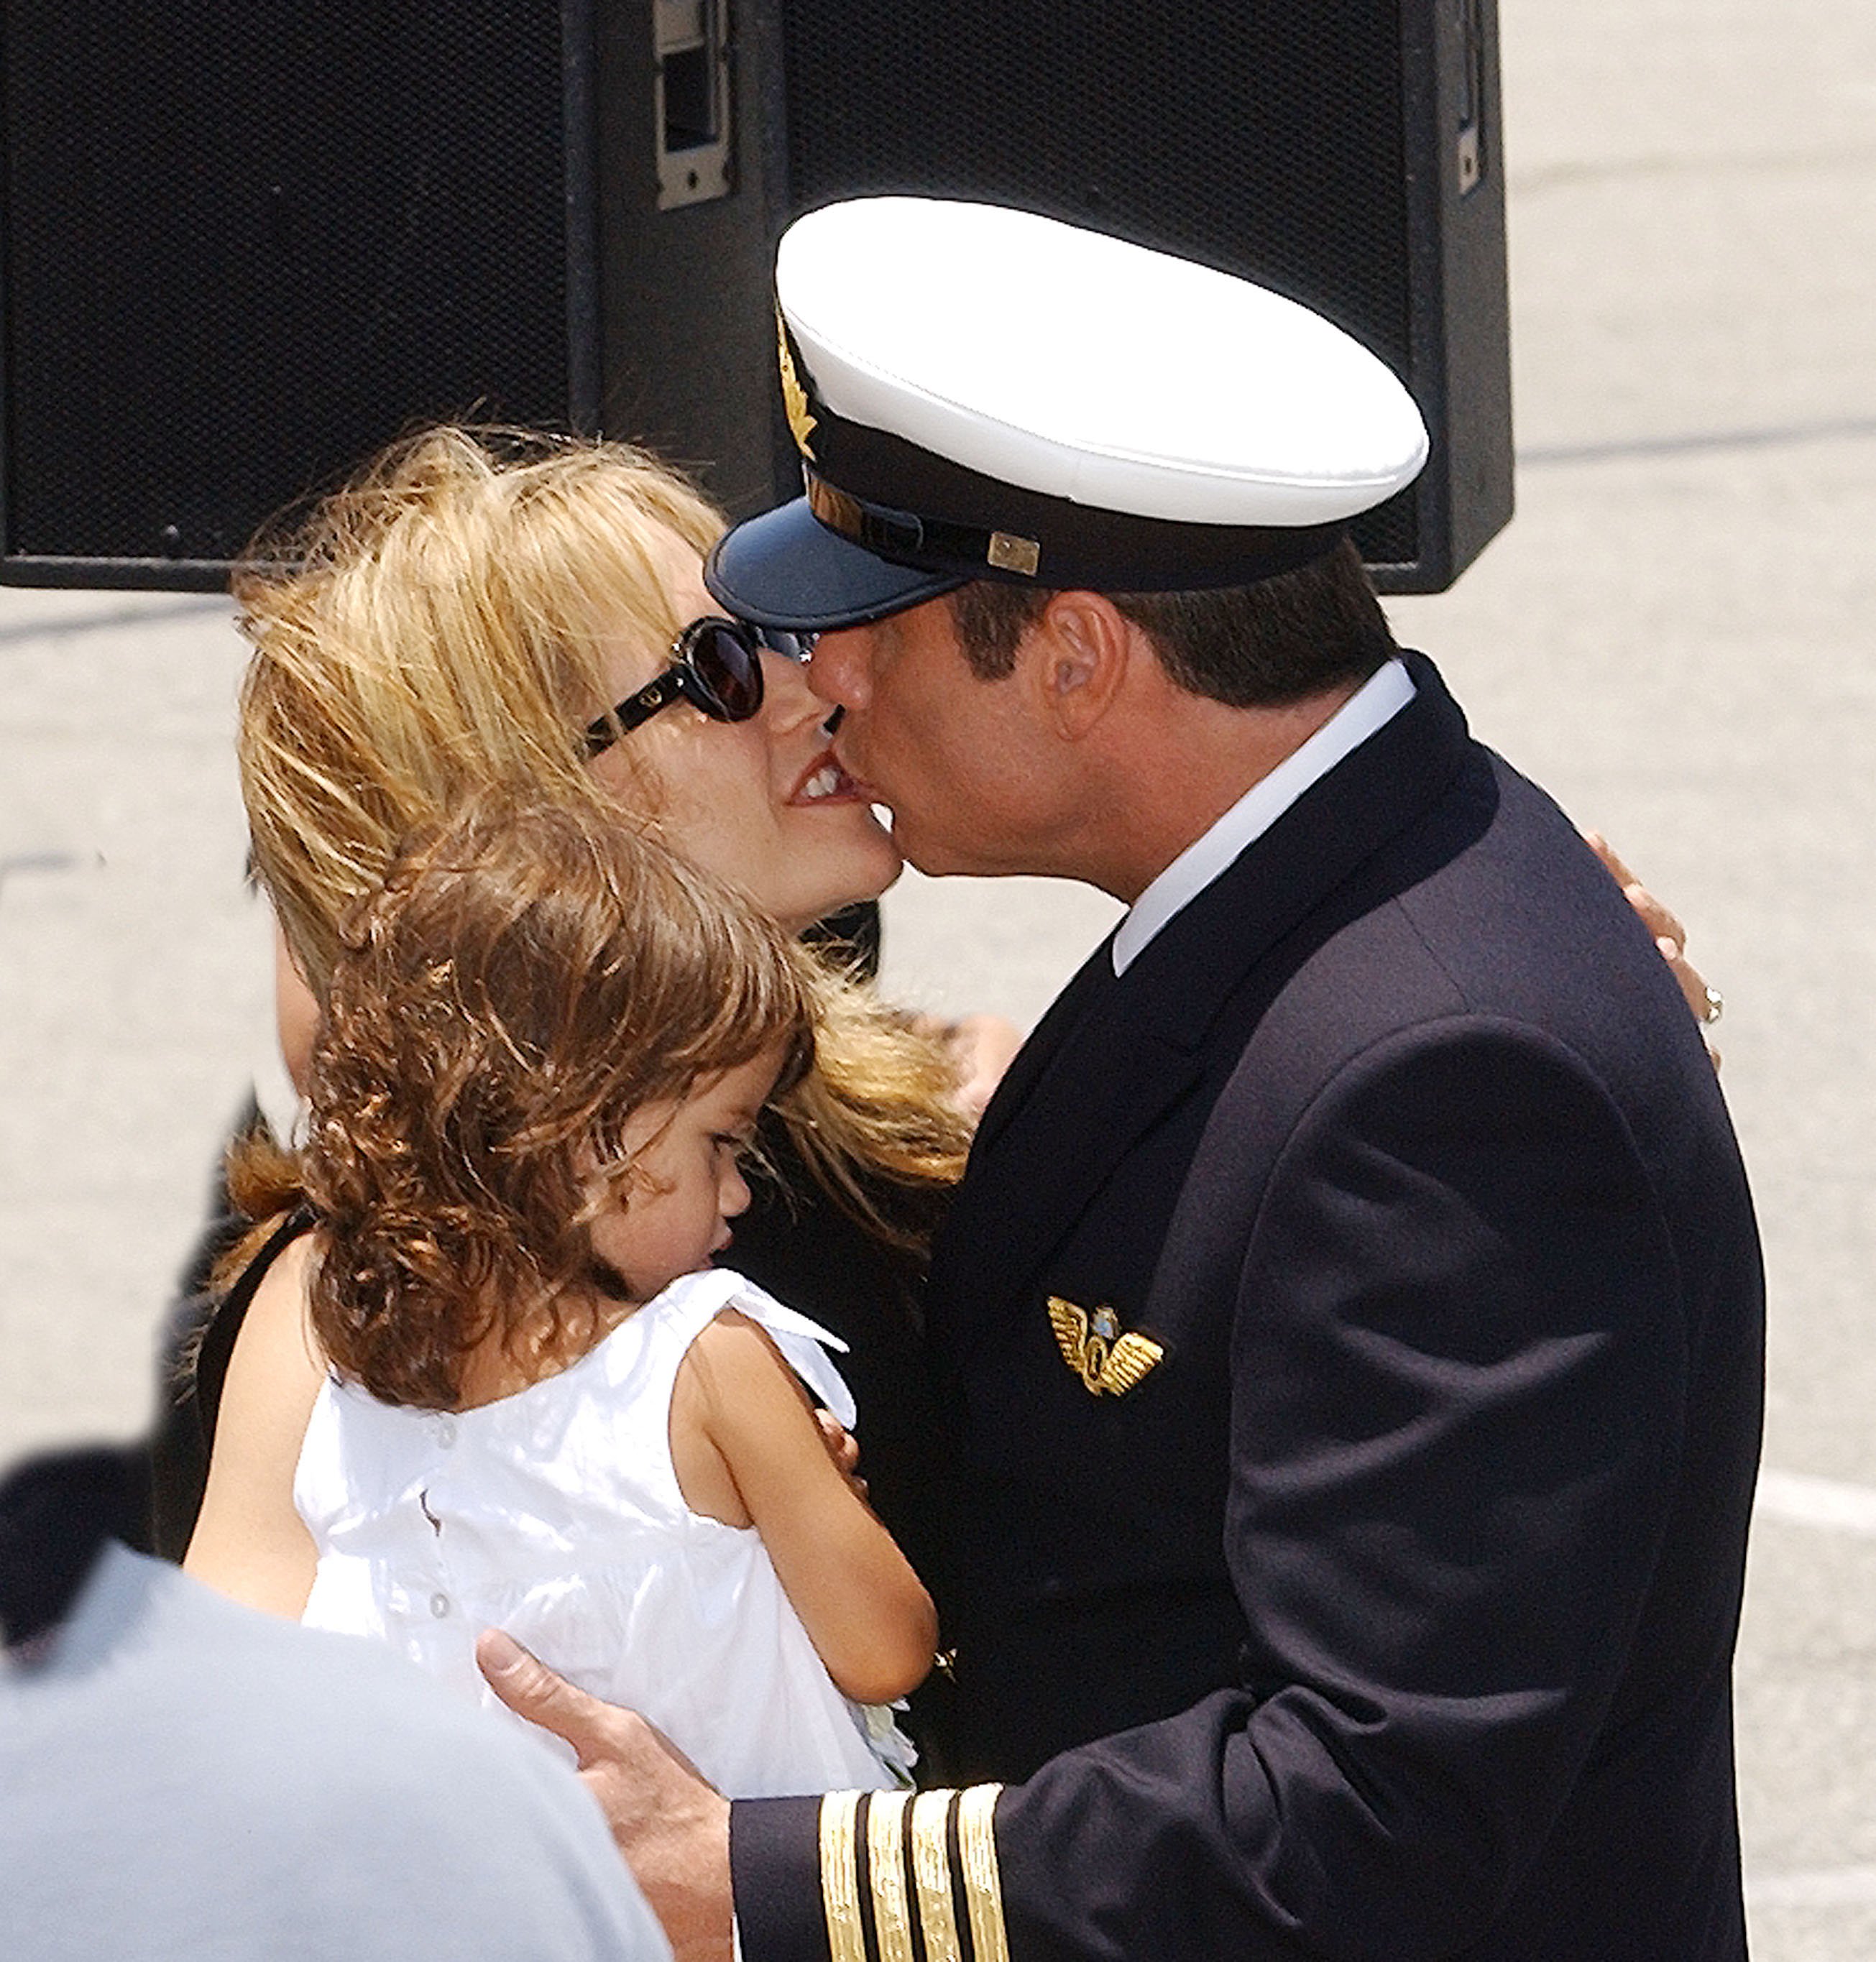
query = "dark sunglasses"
(582, 617, 815, 757)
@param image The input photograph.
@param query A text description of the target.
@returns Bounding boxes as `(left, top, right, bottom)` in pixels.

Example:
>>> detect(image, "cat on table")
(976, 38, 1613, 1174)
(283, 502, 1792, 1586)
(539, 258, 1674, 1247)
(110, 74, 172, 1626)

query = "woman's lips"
(788, 750, 871, 806)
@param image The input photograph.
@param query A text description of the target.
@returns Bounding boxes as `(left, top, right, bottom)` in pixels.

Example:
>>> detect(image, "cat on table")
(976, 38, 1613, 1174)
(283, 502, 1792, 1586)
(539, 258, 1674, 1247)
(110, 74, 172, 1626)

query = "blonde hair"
(229, 425, 968, 1258)
(236, 424, 722, 997)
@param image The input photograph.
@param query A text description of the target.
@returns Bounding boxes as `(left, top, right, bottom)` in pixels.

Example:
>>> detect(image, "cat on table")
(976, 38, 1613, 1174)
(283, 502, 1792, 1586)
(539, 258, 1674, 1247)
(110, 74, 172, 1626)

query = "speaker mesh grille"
(1, 1, 571, 566)
(781, 0, 1417, 565)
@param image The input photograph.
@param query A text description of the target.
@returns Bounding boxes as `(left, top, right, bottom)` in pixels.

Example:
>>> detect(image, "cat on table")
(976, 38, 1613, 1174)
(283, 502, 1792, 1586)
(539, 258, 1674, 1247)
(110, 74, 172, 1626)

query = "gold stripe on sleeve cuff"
(819, 1790, 868, 1962)
(957, 1784, 1010, 1962)
(865, 1790, 916, 1962)
(909, 1790, 965, 1962)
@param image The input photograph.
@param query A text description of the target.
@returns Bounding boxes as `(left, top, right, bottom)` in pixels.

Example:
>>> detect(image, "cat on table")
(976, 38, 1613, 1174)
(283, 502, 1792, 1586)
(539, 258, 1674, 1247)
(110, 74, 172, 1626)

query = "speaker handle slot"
(656, 0, 732, 208)
(1455, 0, 1486, 194)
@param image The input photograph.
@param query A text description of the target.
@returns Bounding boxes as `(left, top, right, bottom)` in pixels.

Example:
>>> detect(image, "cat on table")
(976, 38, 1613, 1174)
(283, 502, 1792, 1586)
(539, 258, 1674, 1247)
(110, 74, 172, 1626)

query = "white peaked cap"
(778, 197, 1429, 529)
(705, 198, 1431, 631)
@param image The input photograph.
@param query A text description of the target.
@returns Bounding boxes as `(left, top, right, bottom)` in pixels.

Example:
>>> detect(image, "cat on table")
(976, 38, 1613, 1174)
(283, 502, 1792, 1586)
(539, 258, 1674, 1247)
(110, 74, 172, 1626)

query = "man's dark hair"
(950, 535, 1398, 706)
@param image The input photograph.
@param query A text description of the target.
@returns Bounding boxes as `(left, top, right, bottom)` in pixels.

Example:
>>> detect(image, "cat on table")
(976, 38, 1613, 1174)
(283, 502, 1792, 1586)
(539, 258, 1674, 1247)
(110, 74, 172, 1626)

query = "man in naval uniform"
(482, 198, 1764, 1962)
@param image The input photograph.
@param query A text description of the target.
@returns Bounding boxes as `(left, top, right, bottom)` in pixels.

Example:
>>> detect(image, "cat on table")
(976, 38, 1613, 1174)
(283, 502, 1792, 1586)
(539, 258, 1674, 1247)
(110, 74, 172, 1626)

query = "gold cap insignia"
(1047, 1296, 1164, 1396)
(776, 310, 818, 461)
(986, 531, 1040, 576)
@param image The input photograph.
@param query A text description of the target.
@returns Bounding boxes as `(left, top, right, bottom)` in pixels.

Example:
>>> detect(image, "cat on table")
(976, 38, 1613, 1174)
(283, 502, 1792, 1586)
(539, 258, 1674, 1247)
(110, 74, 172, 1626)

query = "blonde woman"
(168, 427, 973, 1635)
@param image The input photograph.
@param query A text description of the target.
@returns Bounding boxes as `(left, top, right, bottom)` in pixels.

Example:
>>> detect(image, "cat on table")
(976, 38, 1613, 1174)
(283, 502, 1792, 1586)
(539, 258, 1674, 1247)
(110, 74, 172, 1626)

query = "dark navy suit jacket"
(735, 653, 1763, 1961)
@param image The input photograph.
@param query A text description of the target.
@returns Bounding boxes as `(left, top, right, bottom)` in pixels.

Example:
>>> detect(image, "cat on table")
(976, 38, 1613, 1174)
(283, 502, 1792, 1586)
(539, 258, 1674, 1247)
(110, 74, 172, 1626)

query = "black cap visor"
(704, 497, 965, 633)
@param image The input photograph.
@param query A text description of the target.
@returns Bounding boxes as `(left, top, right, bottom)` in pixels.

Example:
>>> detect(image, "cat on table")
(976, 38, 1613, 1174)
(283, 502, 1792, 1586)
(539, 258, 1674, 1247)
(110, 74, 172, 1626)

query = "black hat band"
(796, 400, 1348, 594)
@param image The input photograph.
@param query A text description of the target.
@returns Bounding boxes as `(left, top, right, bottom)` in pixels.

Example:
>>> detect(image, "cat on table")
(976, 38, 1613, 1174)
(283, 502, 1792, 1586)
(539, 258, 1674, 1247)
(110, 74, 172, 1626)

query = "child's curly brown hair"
(299, 791, 822, 1409)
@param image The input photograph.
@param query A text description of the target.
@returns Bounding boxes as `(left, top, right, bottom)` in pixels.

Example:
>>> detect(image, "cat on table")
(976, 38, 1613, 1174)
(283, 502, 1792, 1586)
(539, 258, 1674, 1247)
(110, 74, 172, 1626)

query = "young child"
(283, 793, 940, 1797)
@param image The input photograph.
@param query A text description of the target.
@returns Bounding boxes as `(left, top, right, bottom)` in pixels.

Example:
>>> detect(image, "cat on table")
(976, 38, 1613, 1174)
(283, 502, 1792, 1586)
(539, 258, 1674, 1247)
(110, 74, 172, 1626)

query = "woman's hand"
(1585, 832, 1723, 1069)
(916, 1010, 1025, 1119)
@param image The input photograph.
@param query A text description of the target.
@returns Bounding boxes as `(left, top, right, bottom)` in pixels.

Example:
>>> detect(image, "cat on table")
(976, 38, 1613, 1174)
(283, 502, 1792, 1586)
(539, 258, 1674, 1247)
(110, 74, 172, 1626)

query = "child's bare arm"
(671, 1309, 937, 1705)
(183, 1234, 323, 1618)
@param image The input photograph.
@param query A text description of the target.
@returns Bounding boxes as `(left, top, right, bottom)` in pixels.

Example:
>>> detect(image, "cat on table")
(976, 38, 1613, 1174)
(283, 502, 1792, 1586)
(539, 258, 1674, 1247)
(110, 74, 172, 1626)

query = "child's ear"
(571, 1144, 627, 1220)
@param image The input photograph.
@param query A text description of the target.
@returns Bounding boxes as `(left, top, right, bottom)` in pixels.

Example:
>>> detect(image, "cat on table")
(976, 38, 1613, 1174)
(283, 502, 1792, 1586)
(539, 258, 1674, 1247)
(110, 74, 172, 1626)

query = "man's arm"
(480, 1629, 1002, 1962)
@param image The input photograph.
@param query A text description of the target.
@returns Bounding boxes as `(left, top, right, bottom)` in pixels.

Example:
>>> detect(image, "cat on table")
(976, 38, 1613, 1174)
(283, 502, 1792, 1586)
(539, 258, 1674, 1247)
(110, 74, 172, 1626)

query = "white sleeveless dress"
(295, 1266, 912, 1797)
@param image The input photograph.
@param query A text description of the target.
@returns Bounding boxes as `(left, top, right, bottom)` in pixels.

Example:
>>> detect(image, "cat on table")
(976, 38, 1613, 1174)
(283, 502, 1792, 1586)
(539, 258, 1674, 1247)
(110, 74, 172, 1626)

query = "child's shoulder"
(682, 1302, 796, 1385)
(663, 1279, 805, 1414)
(665, 1290, 806, 1532)
(650, 1269, 813, 1359)
(646, 1264, 752, 1322)
(666, 1270, 856, 1429)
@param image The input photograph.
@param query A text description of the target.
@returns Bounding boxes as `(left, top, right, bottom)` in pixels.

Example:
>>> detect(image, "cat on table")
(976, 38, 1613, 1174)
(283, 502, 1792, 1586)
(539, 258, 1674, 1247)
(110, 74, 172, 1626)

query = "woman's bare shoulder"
(234, 1231, 321, 1378)
(184, 1229, 325, 1615)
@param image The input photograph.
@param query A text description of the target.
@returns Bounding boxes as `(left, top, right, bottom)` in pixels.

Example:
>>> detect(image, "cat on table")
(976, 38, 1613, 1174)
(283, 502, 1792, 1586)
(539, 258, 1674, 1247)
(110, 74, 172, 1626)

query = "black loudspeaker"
(0, 1, 1509, 594)
(0, 0, 785, 586)
(770, 1, 1513, 592)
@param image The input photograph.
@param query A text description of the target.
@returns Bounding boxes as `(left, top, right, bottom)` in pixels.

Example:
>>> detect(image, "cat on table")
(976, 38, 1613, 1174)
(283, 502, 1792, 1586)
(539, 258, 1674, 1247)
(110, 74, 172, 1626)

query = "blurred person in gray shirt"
(0, 1447, 668, 1962)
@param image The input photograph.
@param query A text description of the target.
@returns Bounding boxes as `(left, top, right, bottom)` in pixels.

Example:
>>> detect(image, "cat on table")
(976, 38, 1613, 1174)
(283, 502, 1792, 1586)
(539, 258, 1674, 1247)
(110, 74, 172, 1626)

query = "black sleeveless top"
(145, 1202, 316, 1562)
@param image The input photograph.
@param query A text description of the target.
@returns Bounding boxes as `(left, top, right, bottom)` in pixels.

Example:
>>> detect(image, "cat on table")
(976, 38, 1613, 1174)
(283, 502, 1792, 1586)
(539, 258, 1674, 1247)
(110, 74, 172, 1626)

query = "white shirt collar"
(1111, 655, 1416, 975)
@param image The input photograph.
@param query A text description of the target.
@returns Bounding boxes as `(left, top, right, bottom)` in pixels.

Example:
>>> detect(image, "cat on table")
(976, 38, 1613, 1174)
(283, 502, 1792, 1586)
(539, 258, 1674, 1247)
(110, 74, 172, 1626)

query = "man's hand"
(477, 1629, 733, 1962)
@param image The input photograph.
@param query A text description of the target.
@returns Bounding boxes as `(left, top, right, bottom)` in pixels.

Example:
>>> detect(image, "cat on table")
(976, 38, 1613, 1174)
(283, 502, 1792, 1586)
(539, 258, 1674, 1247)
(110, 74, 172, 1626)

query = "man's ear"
(1027, 590, 1133, 740)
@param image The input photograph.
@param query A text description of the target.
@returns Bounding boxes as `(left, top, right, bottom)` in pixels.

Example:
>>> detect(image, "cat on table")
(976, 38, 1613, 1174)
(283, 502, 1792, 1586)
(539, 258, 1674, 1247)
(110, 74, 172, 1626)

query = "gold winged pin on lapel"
(1048, 1297, 1164, 1396)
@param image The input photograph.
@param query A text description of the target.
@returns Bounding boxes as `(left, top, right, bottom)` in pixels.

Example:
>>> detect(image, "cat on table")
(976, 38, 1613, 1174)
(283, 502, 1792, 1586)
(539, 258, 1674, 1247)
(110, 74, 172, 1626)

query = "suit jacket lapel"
(967, 925, 1120, 1159)
(931, 651, 1473, 1315)
(927, 974, 1201, 1330)
(1121, 648, 1471, 1026)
